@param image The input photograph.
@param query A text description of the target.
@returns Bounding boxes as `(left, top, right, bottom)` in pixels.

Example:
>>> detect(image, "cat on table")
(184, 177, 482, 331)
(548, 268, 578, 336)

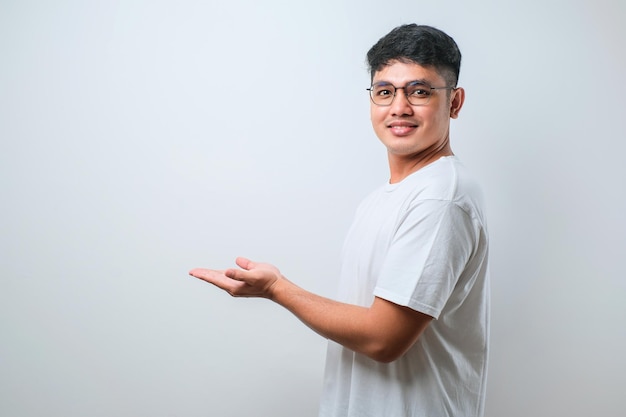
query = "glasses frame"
(367, 81, 456, 106)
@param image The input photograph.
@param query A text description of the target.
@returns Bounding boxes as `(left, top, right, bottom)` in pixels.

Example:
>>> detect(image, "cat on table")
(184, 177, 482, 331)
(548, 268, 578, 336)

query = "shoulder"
(400, 156, 468, 199)
(404, 157, 487, 222)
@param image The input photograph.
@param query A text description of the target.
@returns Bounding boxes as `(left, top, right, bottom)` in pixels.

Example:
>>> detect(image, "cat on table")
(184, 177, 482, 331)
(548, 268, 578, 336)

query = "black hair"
(366, 24, 462, 87)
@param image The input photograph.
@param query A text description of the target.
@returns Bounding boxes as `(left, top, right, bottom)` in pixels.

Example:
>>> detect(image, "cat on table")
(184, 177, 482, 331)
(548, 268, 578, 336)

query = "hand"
(189, 257, 282, 299)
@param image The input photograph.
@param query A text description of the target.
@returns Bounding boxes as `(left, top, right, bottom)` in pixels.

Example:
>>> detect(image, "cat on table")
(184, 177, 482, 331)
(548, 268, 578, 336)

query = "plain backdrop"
(1, 0, 625, 416)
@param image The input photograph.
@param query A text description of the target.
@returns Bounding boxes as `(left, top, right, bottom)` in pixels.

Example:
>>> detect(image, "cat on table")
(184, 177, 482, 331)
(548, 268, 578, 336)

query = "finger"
(188, 268, 225, 284)
(189, 268, 243, 292)
(189, 268, 223, 278)
(224, 267, 254, 282)
(235, 257, 255, 270)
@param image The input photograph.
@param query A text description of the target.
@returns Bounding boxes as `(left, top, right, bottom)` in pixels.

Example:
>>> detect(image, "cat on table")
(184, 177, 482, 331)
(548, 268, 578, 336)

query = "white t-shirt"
(319, 156, 490, 417)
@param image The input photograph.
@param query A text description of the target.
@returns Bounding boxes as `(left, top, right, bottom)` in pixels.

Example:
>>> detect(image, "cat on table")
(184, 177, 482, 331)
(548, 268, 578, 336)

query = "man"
(190, 24, 490, 417)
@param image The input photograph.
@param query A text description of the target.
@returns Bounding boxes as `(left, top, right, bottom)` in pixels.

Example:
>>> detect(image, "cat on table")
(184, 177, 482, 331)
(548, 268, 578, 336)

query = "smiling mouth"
(388, 119, 418, 127)
(389, 123, 417, 128)
(388, 122, 418, 135)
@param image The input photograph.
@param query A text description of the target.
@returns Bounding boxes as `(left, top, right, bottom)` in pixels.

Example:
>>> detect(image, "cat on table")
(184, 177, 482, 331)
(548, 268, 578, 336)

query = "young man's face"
(370, 61, 463, 160)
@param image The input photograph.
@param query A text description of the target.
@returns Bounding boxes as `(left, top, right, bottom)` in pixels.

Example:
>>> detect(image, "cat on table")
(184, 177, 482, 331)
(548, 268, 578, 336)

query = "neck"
(387, 143, 453, 184)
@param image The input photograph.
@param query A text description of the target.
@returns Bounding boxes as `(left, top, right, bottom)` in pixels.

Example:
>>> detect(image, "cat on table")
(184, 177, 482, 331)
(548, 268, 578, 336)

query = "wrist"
(267, 274, 291, 303)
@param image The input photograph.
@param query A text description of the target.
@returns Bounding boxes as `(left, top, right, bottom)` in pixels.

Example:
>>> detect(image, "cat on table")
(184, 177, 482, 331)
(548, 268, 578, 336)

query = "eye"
(374, 86, 393, 97)
(407, 83, 431, 98)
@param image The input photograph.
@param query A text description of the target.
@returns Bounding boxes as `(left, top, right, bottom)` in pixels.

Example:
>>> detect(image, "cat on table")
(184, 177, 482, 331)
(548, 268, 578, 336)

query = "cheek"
(370, 104, 390, 122)
(369, 105, 379, 121)
(369, 109, 388, 138)
(421, 107, 449, 130)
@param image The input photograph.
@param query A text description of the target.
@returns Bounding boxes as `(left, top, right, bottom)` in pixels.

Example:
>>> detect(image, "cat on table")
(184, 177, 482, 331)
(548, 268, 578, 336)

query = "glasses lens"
(405, 82, 432, 105)
(370, 83, 395, 105)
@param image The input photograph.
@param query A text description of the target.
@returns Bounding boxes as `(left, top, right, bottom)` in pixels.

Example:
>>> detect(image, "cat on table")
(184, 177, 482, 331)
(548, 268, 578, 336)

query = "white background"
(1, 0, 625, 416)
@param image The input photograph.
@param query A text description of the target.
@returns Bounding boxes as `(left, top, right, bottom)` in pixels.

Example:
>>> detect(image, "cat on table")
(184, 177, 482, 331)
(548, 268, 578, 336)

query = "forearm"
(269, 277, 413, 362)
(190, 258, 431, 363)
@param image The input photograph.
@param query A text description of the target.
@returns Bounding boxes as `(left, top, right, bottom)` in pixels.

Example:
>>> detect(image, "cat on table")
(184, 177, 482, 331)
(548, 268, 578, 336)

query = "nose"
(390, 88, 414, 116)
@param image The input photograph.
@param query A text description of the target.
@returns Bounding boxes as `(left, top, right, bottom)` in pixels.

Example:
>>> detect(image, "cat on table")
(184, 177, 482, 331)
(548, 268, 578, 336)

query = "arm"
(189, 257, 432, 363)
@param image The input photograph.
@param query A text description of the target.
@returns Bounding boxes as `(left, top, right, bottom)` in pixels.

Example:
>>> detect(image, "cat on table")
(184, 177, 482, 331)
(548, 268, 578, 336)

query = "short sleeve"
(373, 199, 476, 319)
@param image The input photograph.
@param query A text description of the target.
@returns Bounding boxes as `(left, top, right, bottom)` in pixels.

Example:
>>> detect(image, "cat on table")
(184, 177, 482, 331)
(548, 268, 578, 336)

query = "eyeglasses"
(367, 80, 455, 106)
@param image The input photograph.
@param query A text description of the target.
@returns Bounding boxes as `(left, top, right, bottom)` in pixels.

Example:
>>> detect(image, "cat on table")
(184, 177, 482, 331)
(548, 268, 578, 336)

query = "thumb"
(235, 257, 255, 270)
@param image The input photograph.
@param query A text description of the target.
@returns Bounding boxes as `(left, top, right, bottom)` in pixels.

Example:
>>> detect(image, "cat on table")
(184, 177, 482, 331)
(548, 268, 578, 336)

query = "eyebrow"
(372, 79, 430, 86)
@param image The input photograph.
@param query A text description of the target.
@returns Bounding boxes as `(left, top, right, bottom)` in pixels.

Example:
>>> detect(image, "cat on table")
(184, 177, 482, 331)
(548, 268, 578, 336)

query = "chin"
(382, 139, 422, 155)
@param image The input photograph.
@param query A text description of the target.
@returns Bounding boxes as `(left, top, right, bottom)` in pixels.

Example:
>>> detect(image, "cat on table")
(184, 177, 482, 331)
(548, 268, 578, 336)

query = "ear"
(449, 87, 465, 119)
